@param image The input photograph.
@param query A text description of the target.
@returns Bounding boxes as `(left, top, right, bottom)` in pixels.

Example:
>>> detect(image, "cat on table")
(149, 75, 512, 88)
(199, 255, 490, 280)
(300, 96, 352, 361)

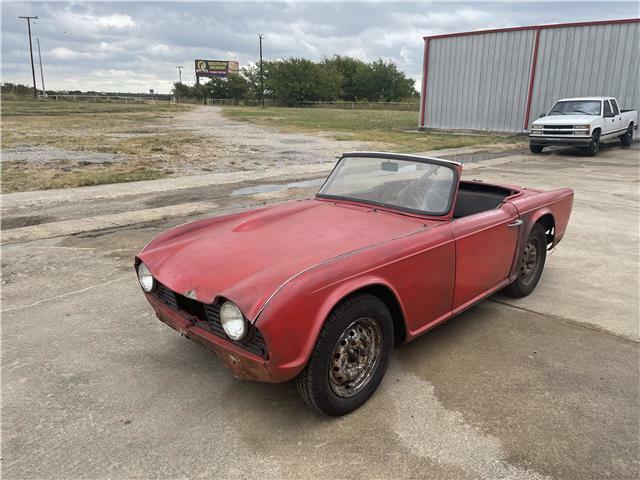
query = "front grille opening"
(176, 295, 206, 319)
(151, 282, 269, 359)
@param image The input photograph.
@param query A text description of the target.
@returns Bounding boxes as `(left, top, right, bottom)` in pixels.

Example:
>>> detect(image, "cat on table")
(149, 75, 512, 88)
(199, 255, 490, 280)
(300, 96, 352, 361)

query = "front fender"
(256, 272, 405, 382)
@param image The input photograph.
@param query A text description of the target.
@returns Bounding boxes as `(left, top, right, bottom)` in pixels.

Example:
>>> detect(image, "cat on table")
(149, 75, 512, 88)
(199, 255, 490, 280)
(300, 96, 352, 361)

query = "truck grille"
(542, 125, 571, 135)
(153, 283, 268, 359)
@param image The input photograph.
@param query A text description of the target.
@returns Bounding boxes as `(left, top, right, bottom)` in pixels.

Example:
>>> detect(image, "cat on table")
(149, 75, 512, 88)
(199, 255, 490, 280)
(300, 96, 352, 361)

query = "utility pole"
(19, 15, 39, 97)
(176, 65, 183, 84)
(37, 37, 46, 96)
(258, 34, 265, 108)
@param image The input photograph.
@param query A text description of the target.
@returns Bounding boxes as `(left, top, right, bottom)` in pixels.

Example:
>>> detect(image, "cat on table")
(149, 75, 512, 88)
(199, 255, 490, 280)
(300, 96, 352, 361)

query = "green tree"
(322, 55, 366, 101)
(269, 58, 342, 103)
(353, 59, 415, 102)
(226, 74, 250, 100)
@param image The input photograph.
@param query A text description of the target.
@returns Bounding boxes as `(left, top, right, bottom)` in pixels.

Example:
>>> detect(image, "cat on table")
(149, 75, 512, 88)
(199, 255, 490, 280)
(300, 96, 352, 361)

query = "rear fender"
(507, 188, 573, 280)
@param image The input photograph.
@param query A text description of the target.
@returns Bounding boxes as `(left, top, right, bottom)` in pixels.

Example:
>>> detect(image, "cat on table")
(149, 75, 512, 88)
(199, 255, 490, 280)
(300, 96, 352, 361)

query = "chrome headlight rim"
(137, 262, 155, 293)
(220, 300, 247, 341)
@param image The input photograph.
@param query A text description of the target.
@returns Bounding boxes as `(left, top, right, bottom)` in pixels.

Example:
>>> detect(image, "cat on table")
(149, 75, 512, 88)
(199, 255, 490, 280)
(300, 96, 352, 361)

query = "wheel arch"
(317, 279, 408, 347)
(533, 212, 555, 247)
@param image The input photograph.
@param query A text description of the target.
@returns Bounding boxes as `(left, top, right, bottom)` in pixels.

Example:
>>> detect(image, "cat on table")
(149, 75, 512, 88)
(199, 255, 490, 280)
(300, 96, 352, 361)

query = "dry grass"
(223, 107, 525, 153)
(1, 100, 205, 192)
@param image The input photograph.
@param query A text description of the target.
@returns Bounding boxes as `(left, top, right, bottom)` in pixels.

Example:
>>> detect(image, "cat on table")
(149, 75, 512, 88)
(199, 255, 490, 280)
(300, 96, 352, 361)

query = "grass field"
(1, 100, 203, 192)
(222, 107, 525, 153)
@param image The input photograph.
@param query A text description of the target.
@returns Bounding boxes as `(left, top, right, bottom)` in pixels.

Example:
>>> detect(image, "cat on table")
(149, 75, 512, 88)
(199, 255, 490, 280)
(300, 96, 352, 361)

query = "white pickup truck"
(529, 97, 637, 156)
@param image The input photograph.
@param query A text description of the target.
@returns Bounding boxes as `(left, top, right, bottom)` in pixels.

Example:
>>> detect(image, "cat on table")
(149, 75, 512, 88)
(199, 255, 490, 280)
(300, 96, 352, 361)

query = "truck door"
(602, 100, 617, 136)
(610, 99, 623, 134)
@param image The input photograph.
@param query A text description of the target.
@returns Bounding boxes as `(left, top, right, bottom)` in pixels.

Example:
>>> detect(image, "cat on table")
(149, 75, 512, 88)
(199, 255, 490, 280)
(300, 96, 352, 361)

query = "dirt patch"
(1, 146, 127, 164)
(174, 106, 369, 168)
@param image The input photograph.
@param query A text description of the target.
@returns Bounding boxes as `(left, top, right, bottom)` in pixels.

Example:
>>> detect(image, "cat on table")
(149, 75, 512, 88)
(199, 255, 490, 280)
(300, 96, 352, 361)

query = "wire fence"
(2, 93, 419, 111)
(203, 98, 420, 111)
(33, 94, 174, 104)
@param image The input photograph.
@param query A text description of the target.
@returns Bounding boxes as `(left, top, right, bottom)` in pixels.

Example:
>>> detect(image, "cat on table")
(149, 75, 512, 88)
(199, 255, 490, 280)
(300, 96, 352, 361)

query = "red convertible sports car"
(136, 152, 573, 416)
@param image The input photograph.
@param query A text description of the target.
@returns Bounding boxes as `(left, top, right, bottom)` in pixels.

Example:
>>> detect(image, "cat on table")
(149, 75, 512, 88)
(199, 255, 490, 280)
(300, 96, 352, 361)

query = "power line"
(176, 65, 183, 84)
(19, 15, 39, 97)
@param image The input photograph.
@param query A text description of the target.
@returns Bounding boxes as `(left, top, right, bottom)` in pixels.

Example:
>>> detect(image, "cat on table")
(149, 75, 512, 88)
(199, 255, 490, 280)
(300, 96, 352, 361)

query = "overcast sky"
(2, 1, 638, 94)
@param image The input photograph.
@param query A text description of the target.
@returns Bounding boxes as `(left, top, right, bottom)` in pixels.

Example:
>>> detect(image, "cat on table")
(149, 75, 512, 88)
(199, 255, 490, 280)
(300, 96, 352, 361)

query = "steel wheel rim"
(329, 317, 382, 398)
(519, 237, 541, 285)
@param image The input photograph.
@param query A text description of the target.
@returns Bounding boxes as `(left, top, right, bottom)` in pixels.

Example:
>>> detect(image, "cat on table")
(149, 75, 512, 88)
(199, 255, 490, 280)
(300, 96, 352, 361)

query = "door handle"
(508, 219, 523, 228)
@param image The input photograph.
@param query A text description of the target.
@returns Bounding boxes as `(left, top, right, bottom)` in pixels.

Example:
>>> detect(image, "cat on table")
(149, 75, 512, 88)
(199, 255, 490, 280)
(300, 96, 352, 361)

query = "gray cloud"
(2, 1, 638, 93)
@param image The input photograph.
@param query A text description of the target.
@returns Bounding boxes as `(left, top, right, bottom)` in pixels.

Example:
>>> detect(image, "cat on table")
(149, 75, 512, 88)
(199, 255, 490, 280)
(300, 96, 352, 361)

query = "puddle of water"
(230, 178, 324, 197)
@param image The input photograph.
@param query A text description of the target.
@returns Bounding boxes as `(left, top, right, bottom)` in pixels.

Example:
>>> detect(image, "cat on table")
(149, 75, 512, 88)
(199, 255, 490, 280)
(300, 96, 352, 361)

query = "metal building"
(418, 18, 640, 133)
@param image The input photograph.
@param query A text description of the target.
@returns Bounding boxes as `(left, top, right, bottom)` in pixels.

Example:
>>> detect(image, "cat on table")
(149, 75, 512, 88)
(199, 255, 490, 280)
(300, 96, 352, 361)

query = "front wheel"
(296, 294, 394, 416)
(620, 123, 634, 146)
(530, 144, 544, 154)
(586, 130, 600, 156)
(505, 224, 547, 298)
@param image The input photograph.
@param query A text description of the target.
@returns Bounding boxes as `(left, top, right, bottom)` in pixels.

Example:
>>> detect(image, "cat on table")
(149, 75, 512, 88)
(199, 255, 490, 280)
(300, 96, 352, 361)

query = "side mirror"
(539, 113, 546, 118)
(604, 112, 615, 118)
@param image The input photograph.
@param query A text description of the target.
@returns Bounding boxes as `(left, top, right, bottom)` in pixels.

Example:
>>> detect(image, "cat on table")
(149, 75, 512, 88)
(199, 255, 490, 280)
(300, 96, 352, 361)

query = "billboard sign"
(195, 60, 239, 78)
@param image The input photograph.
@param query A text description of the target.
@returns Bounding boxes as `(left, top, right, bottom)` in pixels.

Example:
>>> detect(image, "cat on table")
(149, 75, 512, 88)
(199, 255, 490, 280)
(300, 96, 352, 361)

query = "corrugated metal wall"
(528, 22, 640, 127)
(420, 20, 640, 133)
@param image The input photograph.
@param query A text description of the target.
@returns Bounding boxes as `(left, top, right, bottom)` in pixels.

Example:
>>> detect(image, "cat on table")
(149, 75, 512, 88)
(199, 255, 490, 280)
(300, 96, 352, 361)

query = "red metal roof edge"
(422, 18, 640, 40)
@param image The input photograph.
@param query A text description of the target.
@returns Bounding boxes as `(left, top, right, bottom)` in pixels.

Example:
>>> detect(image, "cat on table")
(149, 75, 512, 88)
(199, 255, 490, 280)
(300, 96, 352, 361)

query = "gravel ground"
(174, 105, 369, 170)
(1, 145, 127, 164)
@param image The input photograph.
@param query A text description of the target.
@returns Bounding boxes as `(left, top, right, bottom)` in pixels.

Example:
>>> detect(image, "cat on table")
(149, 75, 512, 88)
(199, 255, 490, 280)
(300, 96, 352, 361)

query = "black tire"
(505, 224, 547, 298)
(620, 123, 634, 146)
(586, 130, 600, 156)
(296, 294, 394, 416)
(530, 144, 544, 154)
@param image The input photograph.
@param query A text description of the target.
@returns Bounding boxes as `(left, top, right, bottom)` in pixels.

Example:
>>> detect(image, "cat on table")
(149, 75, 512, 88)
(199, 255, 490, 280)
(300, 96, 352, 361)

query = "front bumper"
(145, 292, 277, 382)
(529, 135, 592, 147)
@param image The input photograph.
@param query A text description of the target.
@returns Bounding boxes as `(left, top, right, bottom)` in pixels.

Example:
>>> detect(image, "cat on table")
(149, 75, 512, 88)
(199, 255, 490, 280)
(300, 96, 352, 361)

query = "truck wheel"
(620, 123, 634, 146)
(296, 294, 393, 416)
(530, 144, 544, 154)
(505, 224, 547, 298)
(586, 130, 600, 156)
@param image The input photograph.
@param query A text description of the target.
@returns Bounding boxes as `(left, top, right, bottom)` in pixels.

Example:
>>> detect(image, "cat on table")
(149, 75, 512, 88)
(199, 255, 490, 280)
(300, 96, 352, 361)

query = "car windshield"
(548, 100, 601, 116)
(318, 155, 457, 215)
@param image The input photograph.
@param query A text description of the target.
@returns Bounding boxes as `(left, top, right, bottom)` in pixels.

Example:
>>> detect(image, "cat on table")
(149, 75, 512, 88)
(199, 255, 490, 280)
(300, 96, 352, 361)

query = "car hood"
(138, 199, 429, 321)
(533, 114, 596, 126)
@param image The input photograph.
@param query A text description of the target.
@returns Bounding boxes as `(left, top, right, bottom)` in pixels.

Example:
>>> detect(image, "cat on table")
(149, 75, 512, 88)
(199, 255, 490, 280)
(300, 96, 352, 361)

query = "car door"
(449, 203, 520, 311)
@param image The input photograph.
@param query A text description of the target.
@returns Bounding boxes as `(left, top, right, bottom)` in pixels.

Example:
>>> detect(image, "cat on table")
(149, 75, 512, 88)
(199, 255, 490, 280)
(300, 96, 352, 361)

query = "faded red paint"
(137, 164, 573, 384)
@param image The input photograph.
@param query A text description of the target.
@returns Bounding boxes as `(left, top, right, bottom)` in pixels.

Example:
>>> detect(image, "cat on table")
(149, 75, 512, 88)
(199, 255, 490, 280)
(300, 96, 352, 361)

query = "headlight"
(220, 301, 247, 341)
(137, 262, 155, 292)
(531, 125, 543, 132)
(574, 125, 590, 134)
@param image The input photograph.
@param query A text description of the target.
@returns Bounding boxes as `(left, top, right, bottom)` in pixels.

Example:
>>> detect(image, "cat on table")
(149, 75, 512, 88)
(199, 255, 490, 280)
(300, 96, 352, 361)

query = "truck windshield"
(548, 100, 601, 116)
(318, 155, 456, 216)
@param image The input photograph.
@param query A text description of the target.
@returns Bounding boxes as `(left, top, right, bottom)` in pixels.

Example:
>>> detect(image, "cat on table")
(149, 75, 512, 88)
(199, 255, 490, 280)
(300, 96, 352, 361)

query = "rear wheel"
(586, 130, 600, 156)
(620, 123, 634, 146)
(505, 224, 547, 298)
(530, 144, 544, 154)
(296, 294, 393, 416)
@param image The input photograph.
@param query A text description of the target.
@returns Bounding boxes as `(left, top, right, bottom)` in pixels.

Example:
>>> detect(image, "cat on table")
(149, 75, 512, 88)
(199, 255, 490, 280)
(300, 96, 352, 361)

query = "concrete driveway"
(1, 143, 638, 479)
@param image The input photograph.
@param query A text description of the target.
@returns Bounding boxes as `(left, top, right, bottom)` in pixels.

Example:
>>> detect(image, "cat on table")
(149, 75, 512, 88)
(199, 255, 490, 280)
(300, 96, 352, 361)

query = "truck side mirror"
(603, 112, 615, 118)
(539, 113, 546, 118)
